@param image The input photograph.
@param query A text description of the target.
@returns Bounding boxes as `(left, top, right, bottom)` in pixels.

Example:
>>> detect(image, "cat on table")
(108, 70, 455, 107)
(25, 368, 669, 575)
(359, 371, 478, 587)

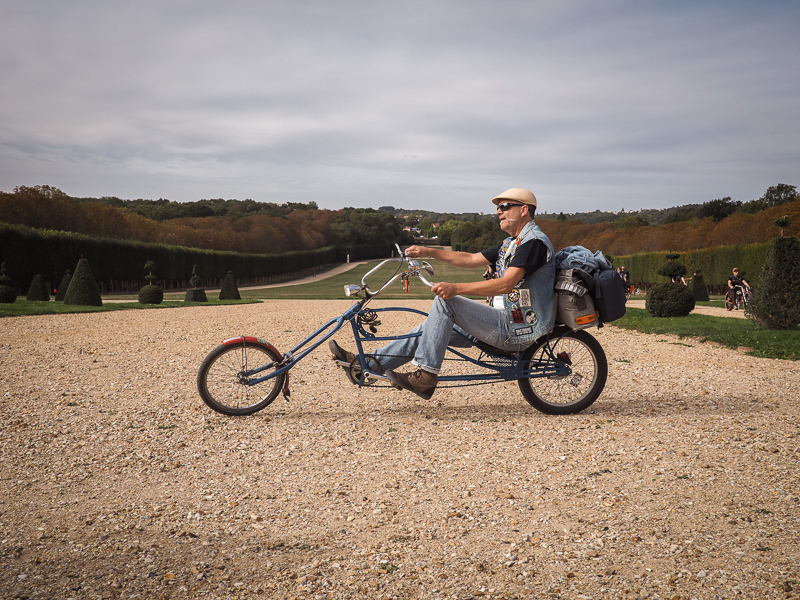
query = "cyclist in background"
(727, 268, 750, 294)
(727, 267, 751, 309)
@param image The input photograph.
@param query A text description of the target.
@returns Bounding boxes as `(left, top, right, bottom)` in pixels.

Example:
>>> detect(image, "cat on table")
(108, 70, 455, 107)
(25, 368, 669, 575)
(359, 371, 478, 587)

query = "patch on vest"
(513, 326, 533, 337)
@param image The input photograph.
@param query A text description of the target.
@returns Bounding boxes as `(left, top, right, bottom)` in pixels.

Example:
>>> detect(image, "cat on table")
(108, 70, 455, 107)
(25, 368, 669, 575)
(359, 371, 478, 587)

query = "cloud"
(1, 1, 798, 212)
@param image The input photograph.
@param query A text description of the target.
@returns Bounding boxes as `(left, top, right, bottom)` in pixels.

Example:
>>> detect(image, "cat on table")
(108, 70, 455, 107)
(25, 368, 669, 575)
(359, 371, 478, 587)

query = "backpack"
(592, 268, 627, 323)
(554, 246, 626, 326)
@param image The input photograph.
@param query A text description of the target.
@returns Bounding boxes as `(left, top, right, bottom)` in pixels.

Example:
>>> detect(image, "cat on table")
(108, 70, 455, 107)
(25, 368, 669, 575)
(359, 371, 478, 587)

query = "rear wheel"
(724, 292, 734, 311)
(518, 327, 607, 415)
(197, 340, 285, 416)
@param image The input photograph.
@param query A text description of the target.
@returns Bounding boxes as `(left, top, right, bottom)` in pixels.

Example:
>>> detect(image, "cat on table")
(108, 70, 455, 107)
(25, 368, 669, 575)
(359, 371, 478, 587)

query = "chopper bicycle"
(197, 247, 608, 416)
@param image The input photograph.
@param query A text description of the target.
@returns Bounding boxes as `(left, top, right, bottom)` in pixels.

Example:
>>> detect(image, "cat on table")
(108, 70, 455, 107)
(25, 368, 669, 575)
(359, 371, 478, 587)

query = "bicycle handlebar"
(344, 244, 435, 299)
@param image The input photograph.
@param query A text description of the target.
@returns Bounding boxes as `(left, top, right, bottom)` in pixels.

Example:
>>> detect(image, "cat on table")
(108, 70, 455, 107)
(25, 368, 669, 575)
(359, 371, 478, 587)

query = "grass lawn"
(240, 260, 488, 300)
(614, 307, 800, 361)
(0, 298, 261, 318)
(3, 260, 798, 361)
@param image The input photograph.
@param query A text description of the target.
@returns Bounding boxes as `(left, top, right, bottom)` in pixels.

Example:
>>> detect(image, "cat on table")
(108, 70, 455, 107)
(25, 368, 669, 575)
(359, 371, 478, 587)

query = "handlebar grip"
(418, 274, 434, 288)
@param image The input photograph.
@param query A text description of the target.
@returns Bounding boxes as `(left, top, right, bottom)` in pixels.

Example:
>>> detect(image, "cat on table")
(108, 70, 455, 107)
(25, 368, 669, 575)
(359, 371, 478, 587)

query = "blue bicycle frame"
(239, 262, 571, 391)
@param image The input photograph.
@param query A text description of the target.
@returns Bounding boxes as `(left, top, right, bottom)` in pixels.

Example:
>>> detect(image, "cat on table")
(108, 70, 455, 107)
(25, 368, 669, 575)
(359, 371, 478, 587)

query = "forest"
(0, 183, 797, 259)
(0, 185, 406, 255)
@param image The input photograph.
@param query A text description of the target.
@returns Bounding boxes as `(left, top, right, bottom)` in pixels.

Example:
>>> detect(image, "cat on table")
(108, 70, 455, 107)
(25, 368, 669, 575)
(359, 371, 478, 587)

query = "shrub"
(0, 262, 17, 304)
(657, 253, 687, 282)
(54, 269, 71, 302)
(185, 264, 207, 302)
(747, 236, 800, 329)
(189, 264, 202, 289)
(185, 288, 208, 302)
(645, 282, 696, 317)
(26, 274, 50, 301)
(689, 272, 710, 302)
(139, 260, 163, 304)
(138, 284, 164, 304)
(63, 258, 103, 306)
(218, 270, 241, 300)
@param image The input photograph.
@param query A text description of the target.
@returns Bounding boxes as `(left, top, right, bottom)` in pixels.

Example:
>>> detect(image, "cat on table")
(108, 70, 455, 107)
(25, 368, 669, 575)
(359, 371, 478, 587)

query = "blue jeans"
(375, 295, 530, 375)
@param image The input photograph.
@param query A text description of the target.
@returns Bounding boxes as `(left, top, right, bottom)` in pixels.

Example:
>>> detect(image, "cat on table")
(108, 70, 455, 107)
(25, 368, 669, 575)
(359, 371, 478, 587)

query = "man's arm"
(404, 245, 489, 269)
(431, 266, 526, 300)
(404, 244, 511, 299)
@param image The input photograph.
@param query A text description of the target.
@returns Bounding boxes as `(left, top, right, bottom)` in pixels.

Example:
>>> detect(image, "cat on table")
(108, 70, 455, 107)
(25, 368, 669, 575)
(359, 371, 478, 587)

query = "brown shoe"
(329, 339, 356, 365)
(329, 339, 359, 385)
(385, 368, 438, 400)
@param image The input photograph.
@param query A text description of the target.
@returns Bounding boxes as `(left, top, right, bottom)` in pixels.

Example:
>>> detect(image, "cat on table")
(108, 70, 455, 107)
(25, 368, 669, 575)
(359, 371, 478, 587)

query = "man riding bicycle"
(726, 267, 751, 309)
(330, 188, 556, 400)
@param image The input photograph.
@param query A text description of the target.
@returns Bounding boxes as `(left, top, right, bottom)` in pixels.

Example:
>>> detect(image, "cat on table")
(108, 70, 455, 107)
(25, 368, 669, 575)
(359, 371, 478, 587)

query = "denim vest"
(494, 220, 556, 345)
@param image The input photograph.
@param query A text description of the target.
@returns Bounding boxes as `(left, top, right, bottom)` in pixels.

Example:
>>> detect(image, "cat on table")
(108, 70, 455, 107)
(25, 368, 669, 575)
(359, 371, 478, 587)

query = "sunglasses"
(496, 202, 524, 212)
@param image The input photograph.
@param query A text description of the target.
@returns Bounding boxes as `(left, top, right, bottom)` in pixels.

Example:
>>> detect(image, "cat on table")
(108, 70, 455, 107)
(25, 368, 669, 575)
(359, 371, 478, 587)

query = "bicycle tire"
(197, 340, 285, 416)
(518, 327, 608, 415)
(724, 292, 734, 311)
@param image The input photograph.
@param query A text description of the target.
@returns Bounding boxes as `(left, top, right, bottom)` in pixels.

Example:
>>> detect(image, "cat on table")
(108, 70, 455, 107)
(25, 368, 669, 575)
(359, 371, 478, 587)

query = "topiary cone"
(218, 270, 241, 300)
(26, 273, 50, 301)
(747, 235, 800, 329)
(55, 269, 71, 302)
(63, 258, 103, 306)
(689, 273, 709, 302)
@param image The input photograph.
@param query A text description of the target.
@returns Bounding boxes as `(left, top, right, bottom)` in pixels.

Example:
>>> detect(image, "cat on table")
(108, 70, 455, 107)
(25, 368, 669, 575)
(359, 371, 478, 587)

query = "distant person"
(671, 273, 687, 285)
(618, 265, 631, 294)
(726, 267, 751, 309)
(727, 267, 750, 298)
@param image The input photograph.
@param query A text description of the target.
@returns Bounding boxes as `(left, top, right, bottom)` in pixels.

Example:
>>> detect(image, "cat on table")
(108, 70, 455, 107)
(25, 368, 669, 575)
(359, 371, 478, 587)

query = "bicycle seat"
(472, 339, 519, 358)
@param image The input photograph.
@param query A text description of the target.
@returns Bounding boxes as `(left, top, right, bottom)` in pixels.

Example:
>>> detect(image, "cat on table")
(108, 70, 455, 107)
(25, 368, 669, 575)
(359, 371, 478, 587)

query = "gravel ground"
(2, 299, 799, 600)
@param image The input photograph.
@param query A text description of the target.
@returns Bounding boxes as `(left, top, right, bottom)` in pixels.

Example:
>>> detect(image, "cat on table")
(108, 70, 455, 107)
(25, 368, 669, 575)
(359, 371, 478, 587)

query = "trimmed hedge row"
(0, 222, 392, 293)
(613, 242, 771, 293)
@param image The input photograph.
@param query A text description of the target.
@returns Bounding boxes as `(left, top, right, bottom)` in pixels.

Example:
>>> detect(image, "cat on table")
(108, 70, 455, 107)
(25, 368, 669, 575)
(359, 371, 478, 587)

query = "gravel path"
(2, 300, 798, 600)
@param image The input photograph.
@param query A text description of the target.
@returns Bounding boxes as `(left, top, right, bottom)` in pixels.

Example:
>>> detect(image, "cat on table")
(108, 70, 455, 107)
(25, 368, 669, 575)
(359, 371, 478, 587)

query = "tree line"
(1, 183, 796, 261)
(0, 186, 408, 255)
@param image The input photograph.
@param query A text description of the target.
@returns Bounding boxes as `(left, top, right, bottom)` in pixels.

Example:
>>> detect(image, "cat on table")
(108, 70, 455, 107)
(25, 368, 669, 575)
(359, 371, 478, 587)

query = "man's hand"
(431, 282, 459, 300)
(405, 245, 425, 258)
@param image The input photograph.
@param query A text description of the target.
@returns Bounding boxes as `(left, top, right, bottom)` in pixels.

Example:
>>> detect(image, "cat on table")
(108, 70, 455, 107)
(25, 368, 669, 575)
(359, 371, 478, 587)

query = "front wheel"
(518, 327, 608, 415)
(741, 288, 751, 308)
(197, 340, 286, 416)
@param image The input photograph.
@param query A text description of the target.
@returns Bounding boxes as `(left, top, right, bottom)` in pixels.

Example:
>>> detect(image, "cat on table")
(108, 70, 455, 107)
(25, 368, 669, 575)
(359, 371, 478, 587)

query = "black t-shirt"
(481, 238, 548, 276)
(728, 274, 743, 288)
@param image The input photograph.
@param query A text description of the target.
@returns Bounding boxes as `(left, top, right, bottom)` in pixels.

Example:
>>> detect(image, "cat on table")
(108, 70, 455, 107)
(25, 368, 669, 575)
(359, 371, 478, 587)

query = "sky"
(1, 1, 798, 214)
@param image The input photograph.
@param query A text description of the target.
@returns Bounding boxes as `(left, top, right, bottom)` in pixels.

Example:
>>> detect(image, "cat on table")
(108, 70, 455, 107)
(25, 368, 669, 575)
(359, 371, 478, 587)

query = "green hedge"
(0, 222, 392, 292)
(613, 242, 771, 292)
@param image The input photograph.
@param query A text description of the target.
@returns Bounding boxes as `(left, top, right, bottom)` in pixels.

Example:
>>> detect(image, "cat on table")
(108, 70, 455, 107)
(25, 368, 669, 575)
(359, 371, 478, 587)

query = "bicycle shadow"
(269, 389, 779, 423)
